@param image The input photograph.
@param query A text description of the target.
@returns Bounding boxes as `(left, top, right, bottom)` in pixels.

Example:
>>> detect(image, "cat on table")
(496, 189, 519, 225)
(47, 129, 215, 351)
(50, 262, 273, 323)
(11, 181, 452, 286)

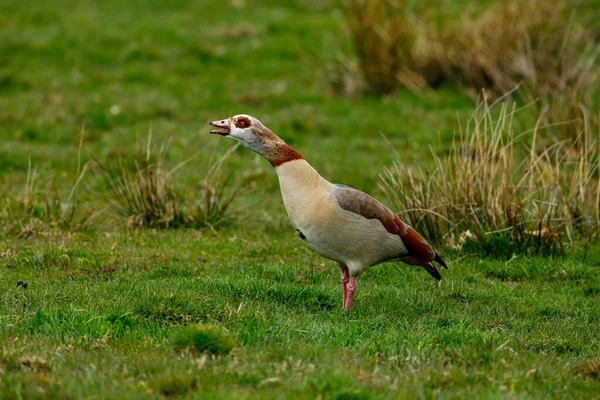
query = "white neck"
(274, 159, 333, 228)
(275, 159, 330, 193)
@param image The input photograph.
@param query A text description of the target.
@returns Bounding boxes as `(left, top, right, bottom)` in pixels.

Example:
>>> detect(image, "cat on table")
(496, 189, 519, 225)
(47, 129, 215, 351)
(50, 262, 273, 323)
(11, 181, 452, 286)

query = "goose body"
(276, 160, 408, 277)
(210, 114, 447, 311)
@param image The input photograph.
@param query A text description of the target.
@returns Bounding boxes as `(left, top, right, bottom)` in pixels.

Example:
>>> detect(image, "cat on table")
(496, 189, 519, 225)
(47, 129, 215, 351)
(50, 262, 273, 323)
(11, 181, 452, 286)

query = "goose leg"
(344, 277, 357, 312)
(340, 264, 349, 308)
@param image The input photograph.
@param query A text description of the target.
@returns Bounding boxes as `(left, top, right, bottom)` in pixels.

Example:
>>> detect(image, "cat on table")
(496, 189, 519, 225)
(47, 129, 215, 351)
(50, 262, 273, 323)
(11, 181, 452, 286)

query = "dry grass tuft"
(344, 0, 431, 94)
(436, 1, 598, 95)
(579, 357, 600, 379)
(2, 131, 96, 236)
(380, 95, 600, 256)
(189, 145, 251, 229)
(97, 134, 249, 229)
(97, 134, 183, 228)
(344, 0, 599, 114)
(442, 0, 599, 139)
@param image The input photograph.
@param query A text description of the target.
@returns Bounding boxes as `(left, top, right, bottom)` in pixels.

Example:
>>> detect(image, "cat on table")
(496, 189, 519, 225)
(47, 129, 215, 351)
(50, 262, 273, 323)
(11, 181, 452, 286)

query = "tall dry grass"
(380, 95, 600, 256)
(434, 1, 598, 95)
(97, 135, 249, 229)
(345, 0, 436, 94)
(344, 0, 600, 121)
(346, 0, 417, 94)
(188, 145, 250, 229)
(1, 132, 96, 236)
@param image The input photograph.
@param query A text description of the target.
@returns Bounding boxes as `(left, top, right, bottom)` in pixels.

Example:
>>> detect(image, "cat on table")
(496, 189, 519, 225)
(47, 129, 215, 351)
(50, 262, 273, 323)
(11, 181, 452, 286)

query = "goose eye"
(235, 117, 251, 129)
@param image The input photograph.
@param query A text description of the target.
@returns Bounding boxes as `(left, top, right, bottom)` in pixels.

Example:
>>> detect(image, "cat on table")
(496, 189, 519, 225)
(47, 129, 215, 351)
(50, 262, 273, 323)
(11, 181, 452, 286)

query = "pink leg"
(344, 277, 357, 312)
(340, 265, 350, 308)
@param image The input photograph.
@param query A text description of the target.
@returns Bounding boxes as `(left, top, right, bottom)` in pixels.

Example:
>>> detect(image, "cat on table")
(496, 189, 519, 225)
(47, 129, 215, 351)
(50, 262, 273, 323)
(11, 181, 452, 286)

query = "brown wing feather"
(332, 185, 435, 266)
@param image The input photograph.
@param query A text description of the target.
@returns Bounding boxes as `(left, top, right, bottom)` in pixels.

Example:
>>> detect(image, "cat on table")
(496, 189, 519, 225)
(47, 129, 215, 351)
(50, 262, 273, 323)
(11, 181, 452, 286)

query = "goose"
(210, 114, 447, 311)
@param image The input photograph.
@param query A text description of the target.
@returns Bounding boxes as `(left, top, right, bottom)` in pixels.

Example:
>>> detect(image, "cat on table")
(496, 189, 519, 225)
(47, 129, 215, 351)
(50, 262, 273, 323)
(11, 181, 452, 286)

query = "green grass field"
(1, 1, 599, 398)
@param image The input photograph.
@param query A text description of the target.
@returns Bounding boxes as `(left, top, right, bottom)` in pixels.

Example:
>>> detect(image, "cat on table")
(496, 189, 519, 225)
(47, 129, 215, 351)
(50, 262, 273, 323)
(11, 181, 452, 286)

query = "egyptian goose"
(209, 115, 447, 311)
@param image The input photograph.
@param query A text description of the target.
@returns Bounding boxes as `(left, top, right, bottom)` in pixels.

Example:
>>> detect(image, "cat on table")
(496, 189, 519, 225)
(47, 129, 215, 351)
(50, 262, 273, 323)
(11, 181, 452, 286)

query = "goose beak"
(209, 119, 230, 136)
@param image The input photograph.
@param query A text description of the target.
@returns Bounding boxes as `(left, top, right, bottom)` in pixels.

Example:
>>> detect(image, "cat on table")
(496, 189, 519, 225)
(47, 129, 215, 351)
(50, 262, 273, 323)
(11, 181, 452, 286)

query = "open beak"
(209, 119, 230, 136)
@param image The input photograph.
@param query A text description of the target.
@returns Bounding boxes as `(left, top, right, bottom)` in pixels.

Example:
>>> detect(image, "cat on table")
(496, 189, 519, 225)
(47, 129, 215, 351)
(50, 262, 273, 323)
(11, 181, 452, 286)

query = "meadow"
(1, 0, 599, 398)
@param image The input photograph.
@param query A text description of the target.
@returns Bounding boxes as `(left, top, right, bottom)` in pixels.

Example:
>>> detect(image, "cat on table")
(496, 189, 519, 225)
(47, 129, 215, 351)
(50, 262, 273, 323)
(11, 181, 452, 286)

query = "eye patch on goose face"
(235, 116, 251, 129)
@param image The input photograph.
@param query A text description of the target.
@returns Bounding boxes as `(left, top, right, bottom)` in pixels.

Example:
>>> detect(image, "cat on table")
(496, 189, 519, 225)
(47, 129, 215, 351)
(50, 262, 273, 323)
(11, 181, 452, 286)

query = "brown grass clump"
(346, 0, 413, 94)
(345, 0, 432, 94)
(97, 134, 248, 229)
(380, 95, 600, 256)
(435, 1, 597, 95)
(98, 136, 180, 228)
(344, 0, 599, 112)
(440, 0, 599, 139)
(579, 357, 600, 379)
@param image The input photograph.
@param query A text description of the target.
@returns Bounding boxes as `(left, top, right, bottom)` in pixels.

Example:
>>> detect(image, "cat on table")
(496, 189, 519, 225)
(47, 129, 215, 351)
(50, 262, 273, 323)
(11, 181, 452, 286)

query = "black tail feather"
(434, 251, 448, 269)
(423, 263, 442, 281)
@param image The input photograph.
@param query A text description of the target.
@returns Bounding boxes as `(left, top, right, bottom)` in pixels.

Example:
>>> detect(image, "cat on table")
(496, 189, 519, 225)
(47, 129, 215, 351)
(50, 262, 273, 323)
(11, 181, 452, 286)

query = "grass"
(344, 0, 600, 136)
(1, 133, 95, 237)
(1, 232, 600, 398)
(97, 135, 247, 229)
(381, 94, 600, 256)
(1, 0, 600, 398)
(173, 324, 236, 356)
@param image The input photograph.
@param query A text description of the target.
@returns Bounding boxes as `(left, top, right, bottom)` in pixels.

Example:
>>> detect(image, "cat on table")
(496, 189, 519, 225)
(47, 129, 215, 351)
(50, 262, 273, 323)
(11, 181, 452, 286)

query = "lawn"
(1, 0, 599, 399)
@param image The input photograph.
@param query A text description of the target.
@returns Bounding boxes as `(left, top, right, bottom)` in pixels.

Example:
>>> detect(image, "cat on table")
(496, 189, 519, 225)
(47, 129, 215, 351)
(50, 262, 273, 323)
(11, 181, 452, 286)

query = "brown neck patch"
(266, 144, 304, 167)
